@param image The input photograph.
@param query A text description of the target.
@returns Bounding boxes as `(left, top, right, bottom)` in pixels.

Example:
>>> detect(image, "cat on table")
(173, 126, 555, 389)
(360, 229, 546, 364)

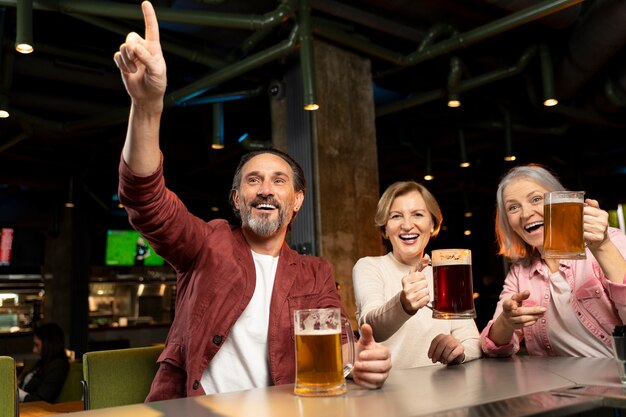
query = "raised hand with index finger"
(113, 1, 167, 110)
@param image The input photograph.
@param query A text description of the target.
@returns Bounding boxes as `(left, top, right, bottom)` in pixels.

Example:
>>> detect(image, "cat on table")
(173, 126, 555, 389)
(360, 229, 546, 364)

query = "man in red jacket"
(115, 1, 391, 400)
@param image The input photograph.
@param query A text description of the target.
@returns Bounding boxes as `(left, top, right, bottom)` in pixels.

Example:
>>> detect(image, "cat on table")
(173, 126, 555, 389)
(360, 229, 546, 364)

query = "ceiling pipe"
(311, 0, 426, 43)
(0, 0, 302, 136)
(33, 42, 113, 67)
(314, 0, 583, 67)
(240, 26, 278, 57)
(402, 0, 583, 66)
(180, 86, 264, 107)
(0, 130, 30, 153)
(12, 91, 116, 115)
(12, 53, 121, 89)
(62, 24, 300, 132)
(377, 45, 537, 117)
(374, 23, 458, 79)
(447, 56, 463, 108)
(0, 23, 299, 137)
(554, 0, 626, 101)
(70, 13, 228, 70)
(483, 0, 582, 29)
(58, 0, 293, 31)
(299, 0, 318, 111)
(165, 25, 299, 105)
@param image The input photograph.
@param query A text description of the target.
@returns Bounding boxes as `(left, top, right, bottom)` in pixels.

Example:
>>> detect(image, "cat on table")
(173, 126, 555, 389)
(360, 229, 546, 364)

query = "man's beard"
(240, 196, 292, 237)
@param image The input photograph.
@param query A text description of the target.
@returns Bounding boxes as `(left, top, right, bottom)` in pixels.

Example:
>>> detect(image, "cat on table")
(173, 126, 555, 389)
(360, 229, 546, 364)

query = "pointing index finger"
(142, 1, 160, 42)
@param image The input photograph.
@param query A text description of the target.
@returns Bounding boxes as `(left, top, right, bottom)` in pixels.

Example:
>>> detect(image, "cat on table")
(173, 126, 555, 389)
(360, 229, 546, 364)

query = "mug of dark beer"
(431, 249, 476, 320)
(293, 308, 355, 396)
(543, 191, 586, 259)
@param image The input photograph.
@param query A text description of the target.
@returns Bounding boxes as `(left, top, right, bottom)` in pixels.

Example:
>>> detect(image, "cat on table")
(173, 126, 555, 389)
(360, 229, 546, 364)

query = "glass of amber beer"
(431, 249, 476, 319)
(543, 191, 586, 259)
(293, 308, 354, 396)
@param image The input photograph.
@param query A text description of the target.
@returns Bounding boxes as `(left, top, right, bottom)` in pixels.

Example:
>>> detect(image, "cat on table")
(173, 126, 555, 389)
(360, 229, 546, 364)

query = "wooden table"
(19, 400, 84, 417)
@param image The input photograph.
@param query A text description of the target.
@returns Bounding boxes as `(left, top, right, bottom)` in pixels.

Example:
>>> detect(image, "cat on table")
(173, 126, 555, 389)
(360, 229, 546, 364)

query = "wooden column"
(311, 42, 383, 324)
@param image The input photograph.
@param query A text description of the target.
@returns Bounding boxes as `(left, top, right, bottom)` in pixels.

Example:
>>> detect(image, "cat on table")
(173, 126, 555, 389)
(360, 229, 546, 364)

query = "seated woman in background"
(353, 181, 482, 368)
(18, 322, 69, 403)
(481, 164, 626, 357)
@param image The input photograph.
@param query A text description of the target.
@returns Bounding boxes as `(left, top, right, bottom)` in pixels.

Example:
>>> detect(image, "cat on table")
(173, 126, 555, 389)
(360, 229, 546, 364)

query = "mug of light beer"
(293, 308, 355, 396)
(543, 191, 586, 259)
(431, 249, 476, 320)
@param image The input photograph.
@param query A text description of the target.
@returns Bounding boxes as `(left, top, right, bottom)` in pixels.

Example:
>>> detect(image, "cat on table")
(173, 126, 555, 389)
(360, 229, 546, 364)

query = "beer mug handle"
(342, 318, 355, 377)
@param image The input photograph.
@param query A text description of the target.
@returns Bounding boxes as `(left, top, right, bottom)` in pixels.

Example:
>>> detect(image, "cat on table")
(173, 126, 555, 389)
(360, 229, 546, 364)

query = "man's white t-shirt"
(201, 251, 278, 394)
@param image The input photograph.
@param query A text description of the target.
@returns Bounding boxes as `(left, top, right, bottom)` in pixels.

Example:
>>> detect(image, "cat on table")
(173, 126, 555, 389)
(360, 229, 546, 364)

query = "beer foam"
(431, 249, 471, 266)
(549, 198, 583, 204)
(295, 328, 340, 336)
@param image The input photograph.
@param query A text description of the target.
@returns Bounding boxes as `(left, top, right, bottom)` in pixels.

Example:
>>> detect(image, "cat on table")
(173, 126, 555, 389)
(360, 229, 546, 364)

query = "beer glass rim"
(544, 191, 585, 198)
(294, 307, 340, 315)
(431, 248, 472, 266)
(432, 248, 472, 253)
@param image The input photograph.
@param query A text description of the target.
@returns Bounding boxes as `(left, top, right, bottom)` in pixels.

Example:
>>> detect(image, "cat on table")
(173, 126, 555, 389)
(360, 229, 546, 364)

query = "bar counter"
(64, 356, 625, 417)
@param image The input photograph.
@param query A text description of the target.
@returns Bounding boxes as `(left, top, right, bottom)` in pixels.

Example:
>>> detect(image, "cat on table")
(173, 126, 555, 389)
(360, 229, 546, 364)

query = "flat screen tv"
(0, 227, 45, 268)
(0, 228, 14, 266)
(105, 230, 165, 266)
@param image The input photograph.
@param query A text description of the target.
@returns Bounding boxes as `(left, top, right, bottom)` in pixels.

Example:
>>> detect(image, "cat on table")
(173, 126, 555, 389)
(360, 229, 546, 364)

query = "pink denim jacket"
(481, 227, 626, 357)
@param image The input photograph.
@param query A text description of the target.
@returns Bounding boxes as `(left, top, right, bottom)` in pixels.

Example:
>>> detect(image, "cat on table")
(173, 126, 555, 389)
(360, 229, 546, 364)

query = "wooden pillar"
(311, 42, 383, 324)
(271, 42, 383, 325)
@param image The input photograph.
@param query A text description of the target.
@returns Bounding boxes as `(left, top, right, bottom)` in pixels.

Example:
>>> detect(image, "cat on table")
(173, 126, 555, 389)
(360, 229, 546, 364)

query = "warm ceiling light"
(463, 192, 472, 217)
(212, 102, 224, 150)
(299, 3, 318, 112)
(540, 44, 558, 107)
(424, 147, 434, 181)
(447, 56, 462, 108)
(543, 98, 558, 107)
(65, 176, 75, 209)
(447, 99, 461, 108)
(503, 109, 516, 162)
(447, 91, 461, 108)
(16, 0, 34, 54)
(458, 129, 470, 168)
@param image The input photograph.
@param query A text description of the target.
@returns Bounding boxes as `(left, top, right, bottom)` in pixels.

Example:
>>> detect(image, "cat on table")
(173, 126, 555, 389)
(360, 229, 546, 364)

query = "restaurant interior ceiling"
(0, 0, 625, 239)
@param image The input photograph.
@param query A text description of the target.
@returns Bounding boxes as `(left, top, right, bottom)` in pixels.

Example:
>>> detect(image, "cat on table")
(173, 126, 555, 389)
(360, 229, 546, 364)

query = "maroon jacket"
(118, 157, 344, 401)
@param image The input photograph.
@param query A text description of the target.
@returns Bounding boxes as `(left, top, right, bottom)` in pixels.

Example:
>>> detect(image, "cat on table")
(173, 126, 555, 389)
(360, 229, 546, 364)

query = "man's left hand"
(351, 323, 392, 389)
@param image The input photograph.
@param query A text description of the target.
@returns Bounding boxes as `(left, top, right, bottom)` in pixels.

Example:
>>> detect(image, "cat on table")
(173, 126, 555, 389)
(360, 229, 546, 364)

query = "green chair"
(0, 356, 18, 417)
(82, 345, 163, 410)
(55, 360, 84, 403)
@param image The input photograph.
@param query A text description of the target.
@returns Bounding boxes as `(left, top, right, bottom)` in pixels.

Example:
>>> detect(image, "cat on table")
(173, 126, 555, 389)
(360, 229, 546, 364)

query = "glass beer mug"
(543, 191, 586, 259)
(293, 308, 355, 396)
(431, 249, 476, 320)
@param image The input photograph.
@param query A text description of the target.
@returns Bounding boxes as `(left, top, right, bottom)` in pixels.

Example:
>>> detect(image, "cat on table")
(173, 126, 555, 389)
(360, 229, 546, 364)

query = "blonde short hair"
(375, 181, 442, 239)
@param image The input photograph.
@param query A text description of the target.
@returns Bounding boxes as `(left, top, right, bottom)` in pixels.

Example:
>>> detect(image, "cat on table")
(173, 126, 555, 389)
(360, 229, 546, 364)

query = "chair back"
(0, 356, 18, 417)
(82, 345, 163, 410)
(55, 360, 84, 403)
